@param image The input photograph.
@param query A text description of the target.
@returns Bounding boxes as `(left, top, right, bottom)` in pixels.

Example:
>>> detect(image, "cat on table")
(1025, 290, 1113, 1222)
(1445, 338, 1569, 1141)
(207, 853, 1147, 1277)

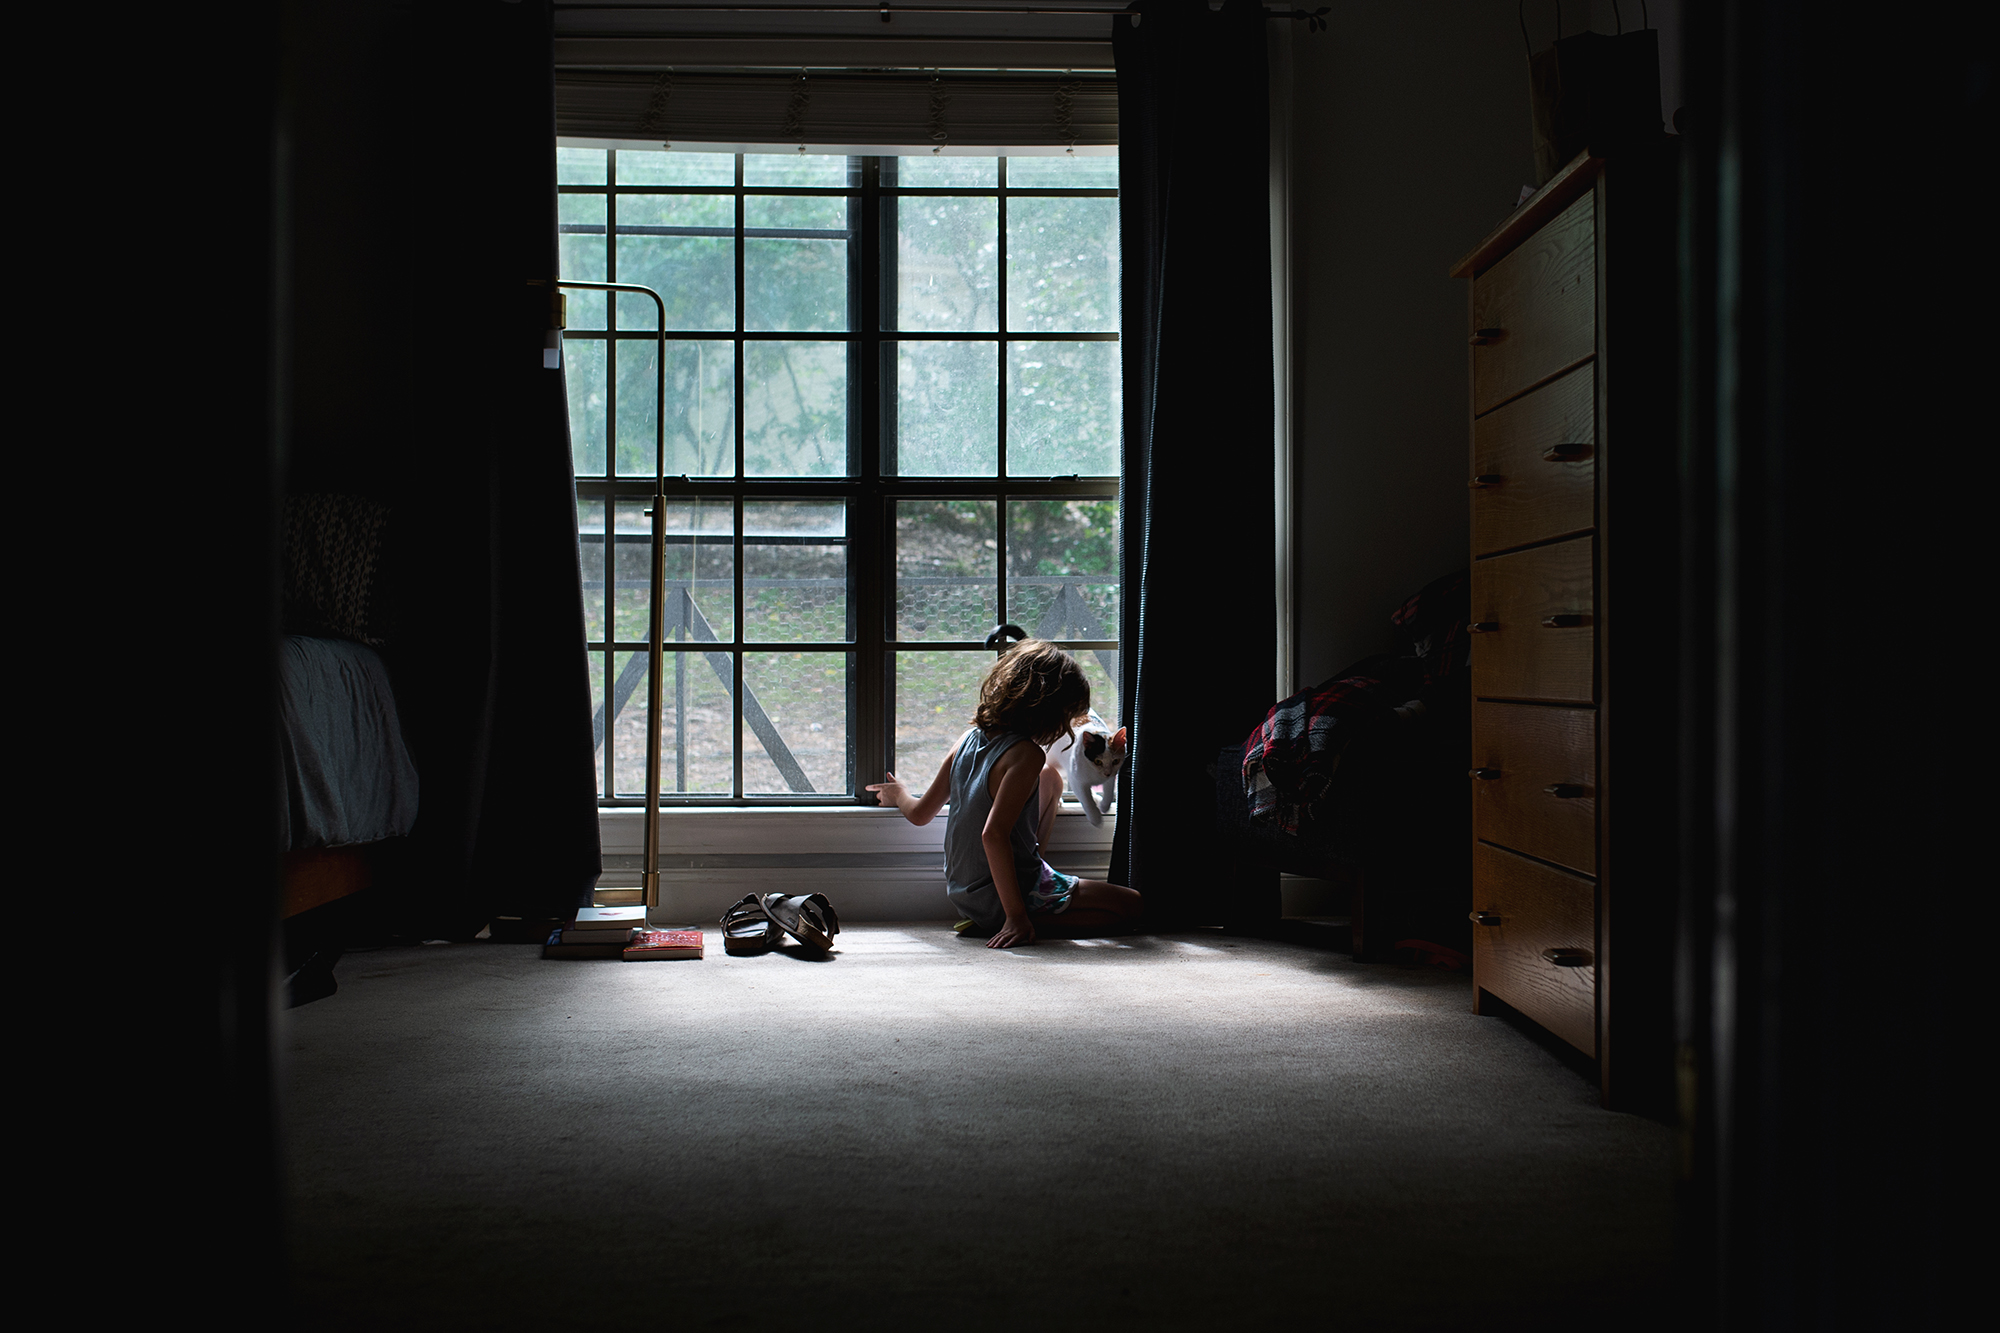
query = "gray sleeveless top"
(943, 727, 1042, 897)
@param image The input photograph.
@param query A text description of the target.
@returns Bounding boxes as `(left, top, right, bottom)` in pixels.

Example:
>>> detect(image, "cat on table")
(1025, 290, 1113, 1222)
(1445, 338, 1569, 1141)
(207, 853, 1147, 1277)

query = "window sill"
(596, 803, 1117, 919)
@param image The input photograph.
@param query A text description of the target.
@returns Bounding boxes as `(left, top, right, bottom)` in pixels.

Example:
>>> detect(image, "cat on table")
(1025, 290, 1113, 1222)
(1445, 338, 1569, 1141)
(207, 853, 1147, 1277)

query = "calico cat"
(1057, 708, 1128, 827)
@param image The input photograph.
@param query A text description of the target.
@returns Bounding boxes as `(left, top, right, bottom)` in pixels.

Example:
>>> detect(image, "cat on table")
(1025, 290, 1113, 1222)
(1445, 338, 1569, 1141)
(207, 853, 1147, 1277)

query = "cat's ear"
(1111, 727, 1128, 747)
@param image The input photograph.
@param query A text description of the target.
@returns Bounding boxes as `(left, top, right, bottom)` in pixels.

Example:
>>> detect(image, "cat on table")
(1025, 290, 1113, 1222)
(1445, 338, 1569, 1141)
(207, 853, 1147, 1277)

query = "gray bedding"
(278, 635, 419, 850)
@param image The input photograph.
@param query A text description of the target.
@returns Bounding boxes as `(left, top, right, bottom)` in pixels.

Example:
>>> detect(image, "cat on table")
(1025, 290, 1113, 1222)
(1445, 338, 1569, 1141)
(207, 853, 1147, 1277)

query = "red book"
(624, 928, 705, 961)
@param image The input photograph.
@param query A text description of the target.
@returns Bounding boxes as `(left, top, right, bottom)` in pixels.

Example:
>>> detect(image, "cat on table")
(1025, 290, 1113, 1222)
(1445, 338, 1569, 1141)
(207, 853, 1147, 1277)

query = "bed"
(278, 633, 419, 916)
(278, 494, 419, 1001)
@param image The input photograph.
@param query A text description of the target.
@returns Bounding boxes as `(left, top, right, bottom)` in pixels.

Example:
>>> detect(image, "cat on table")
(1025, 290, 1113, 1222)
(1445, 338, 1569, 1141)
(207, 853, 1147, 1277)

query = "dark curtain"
(389, 0, 602, 933)
(1109, 1, 1275, 920)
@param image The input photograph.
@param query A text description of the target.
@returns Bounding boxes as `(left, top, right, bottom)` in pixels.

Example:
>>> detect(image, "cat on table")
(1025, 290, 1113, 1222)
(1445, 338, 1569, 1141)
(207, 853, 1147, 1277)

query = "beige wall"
(1285, 1, 1680, 686)
(1286, 2, 1544, 684)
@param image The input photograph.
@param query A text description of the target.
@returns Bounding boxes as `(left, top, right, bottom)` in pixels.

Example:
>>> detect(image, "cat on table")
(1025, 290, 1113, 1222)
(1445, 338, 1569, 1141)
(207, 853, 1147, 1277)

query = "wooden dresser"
(1450, 146, 1678, 1112)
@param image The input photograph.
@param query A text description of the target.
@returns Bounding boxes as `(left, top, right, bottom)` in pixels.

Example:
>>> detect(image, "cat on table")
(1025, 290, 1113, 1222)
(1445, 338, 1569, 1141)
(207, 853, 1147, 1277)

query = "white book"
(571, 906, 647, 932)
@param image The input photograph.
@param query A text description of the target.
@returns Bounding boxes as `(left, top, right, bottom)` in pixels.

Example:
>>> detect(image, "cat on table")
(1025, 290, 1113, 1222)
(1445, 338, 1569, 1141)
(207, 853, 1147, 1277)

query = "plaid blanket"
(1241, 661, 1405, 834)
(1242, 571, 1467, 835)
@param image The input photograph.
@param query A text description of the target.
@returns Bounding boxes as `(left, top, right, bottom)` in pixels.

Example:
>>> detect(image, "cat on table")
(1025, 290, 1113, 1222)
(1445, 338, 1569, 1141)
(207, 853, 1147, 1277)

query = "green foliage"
(1005, 155, 1118, 188)
(744, 342, 845, 477)
(1007, 197, 1120, 332)
(1008, 341, 1119, 476)
(897, 196, 998, 331)
(618, 150, 733, 186)
(896, 341, 999, 475)
(896, 156, 999, 187)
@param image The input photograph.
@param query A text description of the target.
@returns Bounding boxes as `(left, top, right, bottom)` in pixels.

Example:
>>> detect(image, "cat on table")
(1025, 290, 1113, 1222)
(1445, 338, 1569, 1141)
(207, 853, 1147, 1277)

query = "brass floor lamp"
(558, 280, 668, 915)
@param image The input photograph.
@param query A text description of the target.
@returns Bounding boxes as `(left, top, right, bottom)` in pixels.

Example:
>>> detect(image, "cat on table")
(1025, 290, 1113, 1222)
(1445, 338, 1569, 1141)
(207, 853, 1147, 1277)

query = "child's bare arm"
(981, 743, 1045, 948)
(865, 743, 957, 826)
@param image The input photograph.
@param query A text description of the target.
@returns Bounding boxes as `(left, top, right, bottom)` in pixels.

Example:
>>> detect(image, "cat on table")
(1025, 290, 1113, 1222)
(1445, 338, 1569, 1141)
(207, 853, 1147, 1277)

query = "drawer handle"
(1542, 443, 1594, 462)
(1469, 474, 1504, 489)
(1470, 327, 1506, 345)
(1543, 783, 1590, 799)
(1467, 620, 1501, 633)
(1470, 768, 1502, 780)
(1542, 613, 1591, 628)
(1542, 947, 1593, 967)
(1470, 910, 1502, 926)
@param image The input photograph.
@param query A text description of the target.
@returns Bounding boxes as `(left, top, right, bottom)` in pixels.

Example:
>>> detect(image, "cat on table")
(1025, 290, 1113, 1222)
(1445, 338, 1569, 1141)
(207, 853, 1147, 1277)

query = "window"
(558, 148, 1121, 804)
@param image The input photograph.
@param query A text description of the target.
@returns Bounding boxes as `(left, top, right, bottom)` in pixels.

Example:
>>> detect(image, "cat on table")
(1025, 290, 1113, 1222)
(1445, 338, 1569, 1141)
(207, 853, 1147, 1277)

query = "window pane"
(614, 649, 737, 796)
(896, 196, 998, 331)
(1007, 341, 1120, 477)
(664, 498, 735, 644)
(746, 501, 848, 643)
(615, 207, 733, 331)
(670, 649, 737, 794)
(617, 149, 735, 186)
(747, 196, 848, 230)
(746, 238, 848, 332)
(620, 193, 734, 228)
(1006, 196, 1120, 333)
(578, 498, 607, 641)
(564, 338, 607, 475)
(609, 649, 651, 796)
(558, 147, 608, 185)
(664, 340, 735, 477)
(1075, 648, 1121, 734)
(558, 193, 607, 329)
(612, 500, 654, 641)
(613, 339, 658, 478)
(897, 500, 996, 641)
(1006, 499, 1120, 644)
(622, 340, 737, 480)
(745, 154, 852, 187)
(893, 341, 997, 477)
(589, 651, 608, 797)
(1005, 154, 1119, 188)
(897, 156, 998, 187)
(895, 651, 989, 786)
(616, 237, 734, 331)
(745, 341, 847, 477)
(743, 652, 851, 795)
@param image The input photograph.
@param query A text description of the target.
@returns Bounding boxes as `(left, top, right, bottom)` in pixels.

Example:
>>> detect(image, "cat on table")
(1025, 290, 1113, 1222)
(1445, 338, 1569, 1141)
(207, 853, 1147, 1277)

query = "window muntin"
(562, 150, 1119, 803)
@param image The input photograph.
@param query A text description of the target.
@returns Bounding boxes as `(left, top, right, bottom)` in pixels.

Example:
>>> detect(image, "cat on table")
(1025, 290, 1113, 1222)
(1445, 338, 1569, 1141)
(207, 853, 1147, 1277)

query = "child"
(867, 640, 1143, 949)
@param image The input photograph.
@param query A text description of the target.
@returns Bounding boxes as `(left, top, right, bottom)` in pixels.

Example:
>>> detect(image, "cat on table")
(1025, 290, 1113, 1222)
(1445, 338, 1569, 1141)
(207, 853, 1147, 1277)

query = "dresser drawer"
(1472, 363, 1595, 556)
(1470, 537, 1595, 703)
(1471, 701, 1597, 873)
(1471, 843, 1596, 1056)
(1471, 189, 1596, 415)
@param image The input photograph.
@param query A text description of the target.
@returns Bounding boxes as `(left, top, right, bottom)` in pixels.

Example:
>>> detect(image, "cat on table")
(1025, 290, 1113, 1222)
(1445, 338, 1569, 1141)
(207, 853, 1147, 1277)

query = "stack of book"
(541, 906, 647, 959)
(541, 908, 707, 962)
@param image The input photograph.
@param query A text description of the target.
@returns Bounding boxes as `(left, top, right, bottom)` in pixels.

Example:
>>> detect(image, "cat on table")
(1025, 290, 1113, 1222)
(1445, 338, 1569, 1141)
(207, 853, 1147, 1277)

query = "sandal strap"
(721, 894, 776, 928)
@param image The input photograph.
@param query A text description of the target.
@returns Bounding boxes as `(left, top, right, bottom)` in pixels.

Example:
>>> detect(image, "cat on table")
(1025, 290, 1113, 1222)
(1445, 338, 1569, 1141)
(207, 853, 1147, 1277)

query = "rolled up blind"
(555, 71, 1117, 149)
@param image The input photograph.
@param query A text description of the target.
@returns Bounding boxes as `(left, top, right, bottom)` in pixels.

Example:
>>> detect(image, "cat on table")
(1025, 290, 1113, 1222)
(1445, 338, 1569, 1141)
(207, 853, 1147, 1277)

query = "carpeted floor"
(283, 925, 1675, 1330)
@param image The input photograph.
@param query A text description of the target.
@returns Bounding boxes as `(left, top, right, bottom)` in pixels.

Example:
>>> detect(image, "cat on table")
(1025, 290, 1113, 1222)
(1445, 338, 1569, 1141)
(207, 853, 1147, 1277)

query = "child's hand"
(988, 915, 1036, 949)
(865, 772, 909, 807)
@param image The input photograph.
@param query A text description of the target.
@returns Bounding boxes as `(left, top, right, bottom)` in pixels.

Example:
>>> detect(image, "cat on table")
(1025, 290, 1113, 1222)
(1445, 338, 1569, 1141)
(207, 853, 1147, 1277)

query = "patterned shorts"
(1029, 860, 1080, 914)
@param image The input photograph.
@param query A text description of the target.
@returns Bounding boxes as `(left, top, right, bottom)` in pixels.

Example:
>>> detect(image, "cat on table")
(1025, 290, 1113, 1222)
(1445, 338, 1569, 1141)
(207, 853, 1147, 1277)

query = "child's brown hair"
(974, 639, 1091, 746)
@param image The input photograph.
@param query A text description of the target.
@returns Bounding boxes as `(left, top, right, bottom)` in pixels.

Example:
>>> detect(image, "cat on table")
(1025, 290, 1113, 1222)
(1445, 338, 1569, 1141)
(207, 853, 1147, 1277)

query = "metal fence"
(585, 562, 1117, 795)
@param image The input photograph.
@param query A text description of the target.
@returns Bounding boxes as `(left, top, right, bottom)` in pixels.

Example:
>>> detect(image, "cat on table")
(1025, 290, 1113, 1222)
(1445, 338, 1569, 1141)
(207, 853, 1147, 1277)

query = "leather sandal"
(721, 894, 781, 955)
(761, 892, 840, 952)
